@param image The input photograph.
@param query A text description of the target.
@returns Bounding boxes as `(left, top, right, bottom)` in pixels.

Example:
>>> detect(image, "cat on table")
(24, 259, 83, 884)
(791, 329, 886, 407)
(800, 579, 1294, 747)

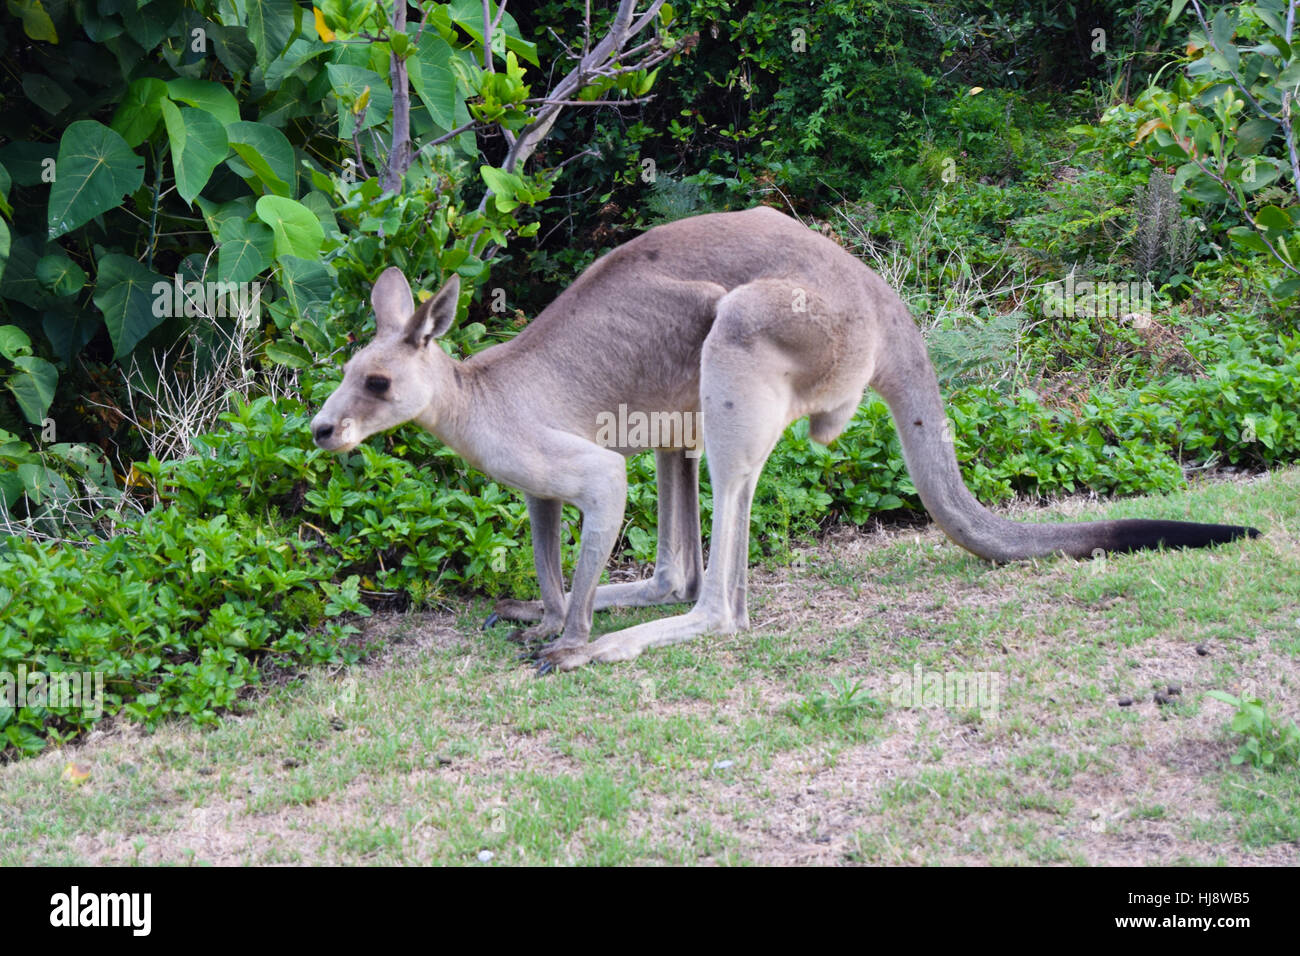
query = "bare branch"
(523, 95, 655, 107)
(416, 118, 492, 156)
(381, 0, 412, 193)
(494, 0, 667, 181)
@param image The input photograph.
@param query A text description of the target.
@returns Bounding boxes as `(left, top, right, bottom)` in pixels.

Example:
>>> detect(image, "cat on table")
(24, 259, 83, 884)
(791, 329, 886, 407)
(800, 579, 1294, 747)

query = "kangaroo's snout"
(310, 412, 358, 452)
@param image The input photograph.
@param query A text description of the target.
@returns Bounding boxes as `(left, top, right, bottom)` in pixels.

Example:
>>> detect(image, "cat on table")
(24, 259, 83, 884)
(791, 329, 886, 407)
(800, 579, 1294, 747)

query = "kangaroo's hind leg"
(539, 283, 806, 670)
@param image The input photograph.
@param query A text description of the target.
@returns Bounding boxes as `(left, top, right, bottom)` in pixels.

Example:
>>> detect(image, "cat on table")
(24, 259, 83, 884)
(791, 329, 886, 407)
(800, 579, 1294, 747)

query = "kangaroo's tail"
(868, 307, 1260, 562)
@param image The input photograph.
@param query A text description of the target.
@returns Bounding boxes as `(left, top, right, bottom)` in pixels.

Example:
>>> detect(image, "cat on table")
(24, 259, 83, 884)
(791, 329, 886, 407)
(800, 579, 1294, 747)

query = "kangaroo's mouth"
(311, 416, 359, 452)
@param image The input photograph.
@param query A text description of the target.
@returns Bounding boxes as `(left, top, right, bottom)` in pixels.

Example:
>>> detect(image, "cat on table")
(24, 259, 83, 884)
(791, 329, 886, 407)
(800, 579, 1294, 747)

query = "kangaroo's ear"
(372, 267, 414, 336)
(405, 274, 460, 348)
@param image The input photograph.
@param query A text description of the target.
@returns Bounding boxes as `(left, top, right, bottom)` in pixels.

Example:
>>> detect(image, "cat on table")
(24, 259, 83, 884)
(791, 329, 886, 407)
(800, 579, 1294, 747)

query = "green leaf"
(46, 121, 144, 240)
(480, 165, 524, 211)
(195, 196, 257, 239)
(225, 121, 295, 196)
(446, 0, 538, 65)
(111, 78, 169, 148)
(161, 101, 229, 206)
(93, 254, 166, 360)
(1269, 277, 1300, 300)
(326, 64, 393, 137)
(165, 78, 241, 126)
(264, 339, 313, 368)
(409, 32, 461, 131)
(6, 0, 58, 43)
(0, 325, 32, 360)
(1278, 61, 1300, 87)
(1254, 204, 1296, 236)
(254, 196, 325, 260)
(0, 219, 8, 287)
(1227, 226, 1271, 256)
(247, 0, 299, 73)
(1164, 0, 1189, 26)
(1210, 9, 1239, 73)
(277, 254, 335, 322)
(35, 253, 86, 296)
(22, 72, 70, 115)
(42, 308, 102, 363)
(1172, 162, 1228, 203)
(1236, 117, 1276, 157)
(5, 355, 57, 423)
(217, 217, 274, 283)
(265, 37, 331, 87)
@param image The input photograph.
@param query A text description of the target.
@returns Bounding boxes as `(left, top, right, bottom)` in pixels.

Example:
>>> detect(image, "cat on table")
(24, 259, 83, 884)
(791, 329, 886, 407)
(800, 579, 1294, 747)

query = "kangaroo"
(311, 206, 1259, 671)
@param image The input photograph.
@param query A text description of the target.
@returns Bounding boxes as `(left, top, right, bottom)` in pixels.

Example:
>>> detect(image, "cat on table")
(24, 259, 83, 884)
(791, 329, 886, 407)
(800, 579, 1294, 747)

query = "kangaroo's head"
(311, 267, 460, 453)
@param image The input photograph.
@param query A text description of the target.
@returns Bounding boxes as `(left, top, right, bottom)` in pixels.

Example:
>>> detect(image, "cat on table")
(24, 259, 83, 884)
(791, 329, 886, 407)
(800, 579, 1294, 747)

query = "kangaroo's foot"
(534, 608, 739, 674)
(533, 630, 596, 674)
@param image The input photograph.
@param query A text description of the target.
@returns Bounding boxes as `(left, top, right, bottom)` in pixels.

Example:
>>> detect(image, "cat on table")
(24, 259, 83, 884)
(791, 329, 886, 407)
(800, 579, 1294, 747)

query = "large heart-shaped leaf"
(5, 355, 57, 424)
(409, 32, 461, 132)
(196, 195, 257, 238)
(265, 37, 330, 87)
(46, 121, 144, 240)
(247, 0, 299, 72)
(161, 101, 228, 206)
(255, 196, 325, 260)
(93, 254, 166, 359)
(210, 21, 258, 76)
(42, 308, 103, 363)
(111, 77, 169, 148)
(225, 121, 294, 196)
(299, 191, 340, 239)
(35, 253, 86, 297)
(217, 217, 274, 283)
(276, 255, 335, 324)
(165, 78, 241, 126)
(0, 236, 57, 309)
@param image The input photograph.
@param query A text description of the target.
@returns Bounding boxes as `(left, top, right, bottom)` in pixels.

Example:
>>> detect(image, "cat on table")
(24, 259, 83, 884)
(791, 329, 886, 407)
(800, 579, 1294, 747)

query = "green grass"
(1, 467, 1297, 865)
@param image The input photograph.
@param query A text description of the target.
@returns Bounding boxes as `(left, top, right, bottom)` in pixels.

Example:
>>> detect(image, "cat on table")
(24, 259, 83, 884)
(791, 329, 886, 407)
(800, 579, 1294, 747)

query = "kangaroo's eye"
(364, 375, 390, 396)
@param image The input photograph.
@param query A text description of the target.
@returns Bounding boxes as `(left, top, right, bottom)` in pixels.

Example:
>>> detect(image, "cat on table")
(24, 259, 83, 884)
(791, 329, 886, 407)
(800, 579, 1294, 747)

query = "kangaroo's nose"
(313, 423, 334, 443)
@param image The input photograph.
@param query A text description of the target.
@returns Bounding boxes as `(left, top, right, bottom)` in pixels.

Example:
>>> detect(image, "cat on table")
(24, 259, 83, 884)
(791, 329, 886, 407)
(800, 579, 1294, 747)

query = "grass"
(1, 466, 1298, 865)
